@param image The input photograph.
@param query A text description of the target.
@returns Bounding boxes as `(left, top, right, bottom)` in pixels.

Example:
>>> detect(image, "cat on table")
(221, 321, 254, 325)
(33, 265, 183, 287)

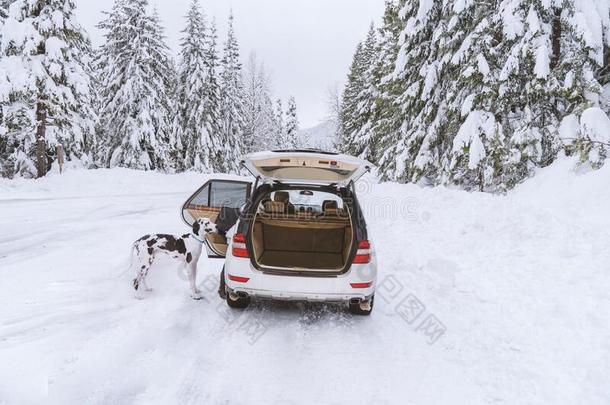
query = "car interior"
(251, 190, 354, 271)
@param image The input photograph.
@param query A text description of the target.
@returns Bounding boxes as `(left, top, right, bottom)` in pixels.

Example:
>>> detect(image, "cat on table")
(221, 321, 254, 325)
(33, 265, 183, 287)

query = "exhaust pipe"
(228, 291, 249, 301)
(350, 297, 371, 311)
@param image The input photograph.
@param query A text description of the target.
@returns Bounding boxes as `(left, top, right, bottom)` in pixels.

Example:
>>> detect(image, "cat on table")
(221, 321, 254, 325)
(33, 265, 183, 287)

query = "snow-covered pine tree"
(90, 0, 125, 169)
(218, 12, 245, 172)
(203, 19, 222, 163)
(0, 0, 11, 175)
(584, 1, 610, 96)
(342, 24, 379, 162)
(408, 0, 505, 191)
(243, 52, 276, 153)
(0, 0, 11, 19)
(0, 0, 13, 40)
(380, 1, 446, 183)
(152, 7, 179, 170)
(96, 0, 175, 171)
(367, 0, 403, 166)
(560, 107, 610, 168)
(339, 42, 365, 149)
(484, 0, 600, 187)
(284, 96, 300, 148)
(557, 0, 610, 169)
(175, 0, 217, 172)
(374, 0, 429, 180)
(0, 0, 95, 178)
(272, 98, 285, 149)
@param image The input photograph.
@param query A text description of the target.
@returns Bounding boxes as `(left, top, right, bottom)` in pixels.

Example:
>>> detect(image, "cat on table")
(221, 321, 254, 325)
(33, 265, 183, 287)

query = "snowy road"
(1, 161, 609, 404)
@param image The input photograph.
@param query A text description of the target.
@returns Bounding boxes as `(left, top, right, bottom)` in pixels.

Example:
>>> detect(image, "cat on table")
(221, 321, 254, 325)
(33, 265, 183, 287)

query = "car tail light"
(354, 240, 371, 264)
(233, 233, 246, 243)
(358, 240, 371, 249)
(350, 282, 373, 289)
(232, 233, 249, 258)
(228, 275, 250, 283)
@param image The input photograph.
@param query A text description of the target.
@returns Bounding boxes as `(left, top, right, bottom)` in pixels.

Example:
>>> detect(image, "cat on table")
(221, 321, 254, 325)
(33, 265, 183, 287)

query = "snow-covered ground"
(1, 158, 609, 404)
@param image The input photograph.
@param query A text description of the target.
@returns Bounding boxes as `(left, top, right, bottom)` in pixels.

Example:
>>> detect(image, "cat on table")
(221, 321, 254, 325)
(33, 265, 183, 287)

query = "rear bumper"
(227, 286, 375, 303)
(224, 252, 377, 303)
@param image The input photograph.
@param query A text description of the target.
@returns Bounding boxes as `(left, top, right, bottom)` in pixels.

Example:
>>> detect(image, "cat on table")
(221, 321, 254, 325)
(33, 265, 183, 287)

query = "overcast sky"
(74, 0, 385, 128)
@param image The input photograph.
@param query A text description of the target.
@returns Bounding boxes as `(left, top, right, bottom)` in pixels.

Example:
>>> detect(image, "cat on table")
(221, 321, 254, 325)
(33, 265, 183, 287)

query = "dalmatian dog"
(131, 217, 217, 300)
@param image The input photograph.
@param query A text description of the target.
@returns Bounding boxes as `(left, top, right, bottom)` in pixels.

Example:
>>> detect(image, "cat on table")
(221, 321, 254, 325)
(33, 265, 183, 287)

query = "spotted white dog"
(131, 218, 217, 300)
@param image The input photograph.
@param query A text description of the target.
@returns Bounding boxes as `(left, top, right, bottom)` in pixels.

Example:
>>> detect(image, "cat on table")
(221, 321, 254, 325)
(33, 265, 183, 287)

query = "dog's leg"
(133, 265, 147, 299)
(191, 244, 203, 295)
(133, 246, 154, 298)
(188, 261, 202, 300)
(132, 244, 143, 291)
(193, 263, 202, 295)
(140, 255, 154, 292)
(133, 261, 151, 298)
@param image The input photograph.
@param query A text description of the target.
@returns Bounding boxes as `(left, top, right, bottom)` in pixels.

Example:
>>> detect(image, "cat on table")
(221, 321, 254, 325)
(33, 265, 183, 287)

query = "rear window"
(286, 190, 343, 213)
(257, 189, 346, 216)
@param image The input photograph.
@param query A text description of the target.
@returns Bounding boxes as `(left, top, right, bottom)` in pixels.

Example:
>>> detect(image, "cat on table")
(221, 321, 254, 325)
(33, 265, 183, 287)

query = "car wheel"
(348, 295, 374, 316)
(218, 267, 226, 299)
(226, 292, 251, 309)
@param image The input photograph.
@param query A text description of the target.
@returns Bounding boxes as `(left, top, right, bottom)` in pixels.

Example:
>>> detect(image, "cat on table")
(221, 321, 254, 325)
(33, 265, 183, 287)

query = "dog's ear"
(192, 220, 201, 236)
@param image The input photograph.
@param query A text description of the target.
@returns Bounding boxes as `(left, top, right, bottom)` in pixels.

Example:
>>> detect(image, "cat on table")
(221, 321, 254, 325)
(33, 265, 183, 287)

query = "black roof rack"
(271, 149, 339, 156)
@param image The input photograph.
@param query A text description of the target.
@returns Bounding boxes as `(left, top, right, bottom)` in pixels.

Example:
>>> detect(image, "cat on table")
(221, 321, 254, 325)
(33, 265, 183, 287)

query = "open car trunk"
(243, 150, 371, 187)
(251, 212, 353, 272)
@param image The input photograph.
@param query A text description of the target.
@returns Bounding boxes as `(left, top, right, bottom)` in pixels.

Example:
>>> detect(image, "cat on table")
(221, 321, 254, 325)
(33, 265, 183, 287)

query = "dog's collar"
(191, 233, 206, 244)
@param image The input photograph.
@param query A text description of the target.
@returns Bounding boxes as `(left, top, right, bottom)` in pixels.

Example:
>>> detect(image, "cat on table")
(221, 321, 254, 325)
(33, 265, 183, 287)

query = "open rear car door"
(182, 179, 252, 258)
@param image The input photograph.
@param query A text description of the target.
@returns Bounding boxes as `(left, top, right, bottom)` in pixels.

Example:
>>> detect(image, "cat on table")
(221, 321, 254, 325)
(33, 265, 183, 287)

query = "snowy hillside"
(299, 119, 338, 151)
(1, 159, 609, 404)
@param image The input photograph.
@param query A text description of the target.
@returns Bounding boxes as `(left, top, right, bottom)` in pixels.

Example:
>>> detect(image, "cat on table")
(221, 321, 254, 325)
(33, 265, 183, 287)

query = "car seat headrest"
(274, 192, 290, 203)
(264, 201, 285, 214)
(323, 200, 338, 211)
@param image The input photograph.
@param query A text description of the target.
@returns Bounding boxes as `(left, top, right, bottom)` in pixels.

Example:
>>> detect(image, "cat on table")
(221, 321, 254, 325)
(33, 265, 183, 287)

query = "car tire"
(348, 295, 374, 316)
(226, 292, 251, 309)
(218, 267, 226, 299)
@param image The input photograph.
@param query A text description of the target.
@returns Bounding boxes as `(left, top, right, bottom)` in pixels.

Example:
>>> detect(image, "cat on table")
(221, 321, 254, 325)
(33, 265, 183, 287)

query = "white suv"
(181, 150, 377, 315)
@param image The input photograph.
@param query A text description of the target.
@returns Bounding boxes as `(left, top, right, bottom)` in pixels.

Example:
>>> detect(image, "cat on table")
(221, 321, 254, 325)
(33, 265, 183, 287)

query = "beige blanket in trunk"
(252, 218, 353, 270)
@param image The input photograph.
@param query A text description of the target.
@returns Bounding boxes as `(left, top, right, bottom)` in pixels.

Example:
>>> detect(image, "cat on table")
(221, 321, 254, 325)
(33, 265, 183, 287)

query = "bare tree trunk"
(35, 100, 47, 178)
(550, 7, 562, 69)
(56, 145, 65, 174)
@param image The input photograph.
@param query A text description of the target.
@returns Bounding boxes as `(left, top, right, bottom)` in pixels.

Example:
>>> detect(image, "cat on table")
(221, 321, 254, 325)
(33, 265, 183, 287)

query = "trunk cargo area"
(252, 216, 353, 270)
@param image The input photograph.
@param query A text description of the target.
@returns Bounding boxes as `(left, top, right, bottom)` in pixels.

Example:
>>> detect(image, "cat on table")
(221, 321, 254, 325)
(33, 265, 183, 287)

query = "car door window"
(189, 185, 210, 207)
(182, 179, 250, 227)
(210, 181, 249, 208)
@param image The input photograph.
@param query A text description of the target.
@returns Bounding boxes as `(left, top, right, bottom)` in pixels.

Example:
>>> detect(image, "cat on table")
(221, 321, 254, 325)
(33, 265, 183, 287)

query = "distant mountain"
(299, 120, 338, 151)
